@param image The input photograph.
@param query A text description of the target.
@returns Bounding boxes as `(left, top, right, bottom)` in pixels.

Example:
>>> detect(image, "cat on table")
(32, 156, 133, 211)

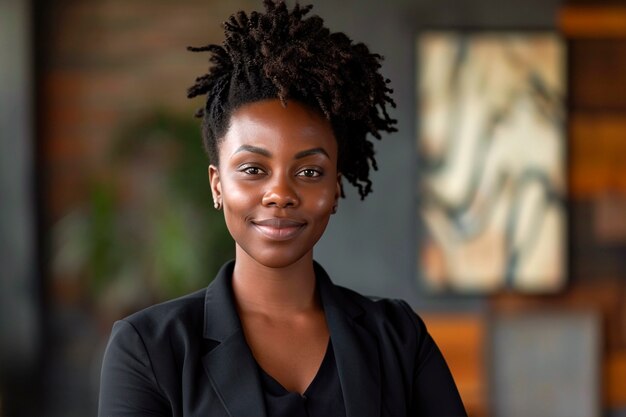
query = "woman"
(98, 1, 467, 416)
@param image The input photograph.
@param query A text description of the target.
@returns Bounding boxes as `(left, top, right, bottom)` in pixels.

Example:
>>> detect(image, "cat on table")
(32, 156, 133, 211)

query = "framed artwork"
(416, 31, 567, 293)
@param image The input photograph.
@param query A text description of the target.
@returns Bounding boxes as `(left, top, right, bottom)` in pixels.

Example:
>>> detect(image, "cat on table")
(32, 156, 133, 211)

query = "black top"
(257, 340, 346, 417)
(99, 260, 467, 417)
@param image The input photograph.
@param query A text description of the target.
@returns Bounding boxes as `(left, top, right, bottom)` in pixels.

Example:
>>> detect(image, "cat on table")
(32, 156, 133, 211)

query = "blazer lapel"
(201, 261, 267, 417)
(315, 262, 382, 417)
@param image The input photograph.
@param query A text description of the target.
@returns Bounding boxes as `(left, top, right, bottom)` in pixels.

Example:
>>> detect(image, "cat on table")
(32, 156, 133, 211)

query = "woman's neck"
(231, 246, 320, 318)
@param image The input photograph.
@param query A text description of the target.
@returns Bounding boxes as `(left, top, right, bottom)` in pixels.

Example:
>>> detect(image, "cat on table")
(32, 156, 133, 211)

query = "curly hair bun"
(188, 0, 396, 199)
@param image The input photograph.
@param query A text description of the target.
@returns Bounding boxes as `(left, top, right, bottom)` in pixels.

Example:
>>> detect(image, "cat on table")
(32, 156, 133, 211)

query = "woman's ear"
(332, 173, 342, 214)
(335, 173, 342, 202)
(208, 165, 222, 207)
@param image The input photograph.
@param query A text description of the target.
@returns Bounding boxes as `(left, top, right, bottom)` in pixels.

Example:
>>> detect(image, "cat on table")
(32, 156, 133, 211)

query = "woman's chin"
(236, 246, 313, 270)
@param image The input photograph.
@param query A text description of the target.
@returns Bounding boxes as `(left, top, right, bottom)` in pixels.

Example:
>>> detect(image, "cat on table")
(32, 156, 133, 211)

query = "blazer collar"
(201, 260, 381, 417)
(203, 261, 240, 341)
(315, 262, 382, 417)
(202, 261, 268, 417)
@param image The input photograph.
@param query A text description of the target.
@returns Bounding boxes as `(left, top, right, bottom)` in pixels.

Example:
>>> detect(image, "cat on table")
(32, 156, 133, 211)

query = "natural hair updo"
(187, 0, 396, 199)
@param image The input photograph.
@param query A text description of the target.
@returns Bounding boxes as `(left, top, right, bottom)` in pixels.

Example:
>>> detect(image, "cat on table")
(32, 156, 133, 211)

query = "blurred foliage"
(52, 111, 234, 316)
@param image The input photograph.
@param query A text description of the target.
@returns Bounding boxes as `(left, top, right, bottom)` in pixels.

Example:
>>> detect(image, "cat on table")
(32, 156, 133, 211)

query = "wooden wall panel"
(570, 40, 626, 110)
(560, 6, 626, 38)
(605, 350, 626, 409)
(422, 314, 488, 417)
(569, 114, 626, 197)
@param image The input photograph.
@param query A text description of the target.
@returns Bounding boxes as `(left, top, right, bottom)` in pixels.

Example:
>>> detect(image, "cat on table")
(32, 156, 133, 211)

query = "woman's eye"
(242, 166, 263, 175)
(298, 169, 321, 178)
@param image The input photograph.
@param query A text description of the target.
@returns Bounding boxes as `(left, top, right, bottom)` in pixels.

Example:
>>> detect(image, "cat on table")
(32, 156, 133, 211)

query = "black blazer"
(99, 261, 467, 417)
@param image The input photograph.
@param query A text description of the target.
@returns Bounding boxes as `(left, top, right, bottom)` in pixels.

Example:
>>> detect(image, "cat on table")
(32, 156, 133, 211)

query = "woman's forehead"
(220, 99, 337, 157)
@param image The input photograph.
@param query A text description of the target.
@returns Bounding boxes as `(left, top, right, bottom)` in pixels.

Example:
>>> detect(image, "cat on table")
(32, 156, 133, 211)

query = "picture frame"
(416, 31, 567, 293)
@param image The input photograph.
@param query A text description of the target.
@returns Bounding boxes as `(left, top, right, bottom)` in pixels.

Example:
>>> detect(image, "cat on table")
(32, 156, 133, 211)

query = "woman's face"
(209, 99, 340, 269)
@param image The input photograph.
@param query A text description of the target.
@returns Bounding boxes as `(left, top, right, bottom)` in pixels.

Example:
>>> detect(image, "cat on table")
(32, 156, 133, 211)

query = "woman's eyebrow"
(233, 145, 329, 160)
(294, 148, 329, 160)
(233, 145, 271, 157)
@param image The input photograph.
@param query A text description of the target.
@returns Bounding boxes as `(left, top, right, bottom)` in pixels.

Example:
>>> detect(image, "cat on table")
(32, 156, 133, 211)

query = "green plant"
(52, 110, 234, 314)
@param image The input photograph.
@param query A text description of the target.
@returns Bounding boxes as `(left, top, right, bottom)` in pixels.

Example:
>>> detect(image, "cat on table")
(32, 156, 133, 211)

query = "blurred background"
(1, 0, 625, 416)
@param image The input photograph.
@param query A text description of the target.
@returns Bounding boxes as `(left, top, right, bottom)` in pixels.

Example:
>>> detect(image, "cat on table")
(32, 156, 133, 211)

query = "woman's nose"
(262, 175, 299, 208)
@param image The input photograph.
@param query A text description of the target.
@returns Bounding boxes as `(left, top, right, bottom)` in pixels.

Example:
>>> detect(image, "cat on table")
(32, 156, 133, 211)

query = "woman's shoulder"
(332, 283, 429, 342)
(118, 287, 207, 340)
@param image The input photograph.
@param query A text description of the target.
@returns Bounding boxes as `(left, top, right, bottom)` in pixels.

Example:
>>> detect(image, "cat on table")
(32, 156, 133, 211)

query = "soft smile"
(251, 218, 306, 241)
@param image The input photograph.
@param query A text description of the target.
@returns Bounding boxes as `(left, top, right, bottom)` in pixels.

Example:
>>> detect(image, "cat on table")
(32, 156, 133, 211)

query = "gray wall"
(310, 0, 563, 309)
(0, 0, 39, 379)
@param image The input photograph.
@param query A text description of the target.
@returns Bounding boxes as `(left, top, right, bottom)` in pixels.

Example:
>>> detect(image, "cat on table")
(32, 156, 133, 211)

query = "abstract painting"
(417, 32, 566, 292)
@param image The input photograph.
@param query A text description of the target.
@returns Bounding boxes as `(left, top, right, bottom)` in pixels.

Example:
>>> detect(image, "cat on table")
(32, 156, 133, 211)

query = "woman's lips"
(252, 218, 306, 241)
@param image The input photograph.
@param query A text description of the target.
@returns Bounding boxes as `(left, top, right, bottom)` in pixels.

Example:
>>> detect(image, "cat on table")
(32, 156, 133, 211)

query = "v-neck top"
(256, 340, 346, 417)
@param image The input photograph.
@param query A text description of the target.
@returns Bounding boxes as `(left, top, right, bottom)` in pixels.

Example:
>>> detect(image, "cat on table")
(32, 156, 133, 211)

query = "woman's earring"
(214, 200, 222, 210)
